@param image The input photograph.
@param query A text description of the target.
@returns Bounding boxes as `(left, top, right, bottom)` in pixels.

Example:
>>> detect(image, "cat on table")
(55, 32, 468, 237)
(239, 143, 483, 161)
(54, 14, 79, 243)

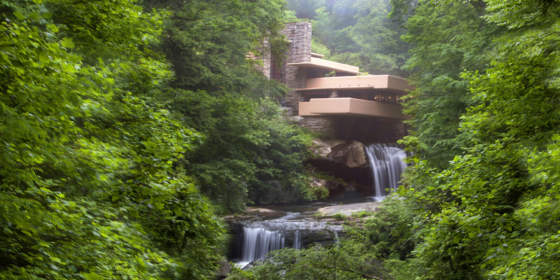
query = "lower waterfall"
(365, 144, 407, 201)
(293, 230, 302, 249)
(239, 227, 285, 268)
(234, 212, 341, 268)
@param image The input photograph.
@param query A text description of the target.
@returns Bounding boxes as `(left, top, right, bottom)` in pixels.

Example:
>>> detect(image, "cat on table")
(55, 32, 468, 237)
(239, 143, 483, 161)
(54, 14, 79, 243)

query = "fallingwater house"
(255, 22, 411, 198)
(257, 22, 412, 144)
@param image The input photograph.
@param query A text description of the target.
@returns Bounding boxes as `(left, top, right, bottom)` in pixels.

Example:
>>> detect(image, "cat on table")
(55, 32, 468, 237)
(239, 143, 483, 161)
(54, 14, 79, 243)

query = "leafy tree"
(286, 0, 324, 19)
(144, 0, 323, 213)
(0, 0, 223, 278)
(397, 0, 497, 168)
(401, 0, 560, 279)
(168, 91, 318, 212)
(349, 0, 409, 75)
(288, 0, 409, 75)
(228, 245, 388, 280)
(269, 1, 560, 280)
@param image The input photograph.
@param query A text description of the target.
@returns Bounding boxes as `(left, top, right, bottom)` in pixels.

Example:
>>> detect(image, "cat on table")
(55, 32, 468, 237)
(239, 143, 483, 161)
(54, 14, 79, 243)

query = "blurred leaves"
(0, 0, 223, 278)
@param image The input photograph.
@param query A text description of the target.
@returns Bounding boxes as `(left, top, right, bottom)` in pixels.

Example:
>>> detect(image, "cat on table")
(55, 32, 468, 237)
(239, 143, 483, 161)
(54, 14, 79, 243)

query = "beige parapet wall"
(298, 75, 412, 93)
(288, 57, 360, 75)
(299, 98, 403, 119)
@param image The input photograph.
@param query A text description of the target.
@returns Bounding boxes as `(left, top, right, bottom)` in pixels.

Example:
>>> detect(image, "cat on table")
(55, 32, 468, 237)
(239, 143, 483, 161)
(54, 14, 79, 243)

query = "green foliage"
(280, 1, 560, 280)
(147, 0, 323, 213)
(228, 197, 416, 280)
(399, 0, 497, 168)
(398, 1, 560, 279)
(312, 5, 359, 55)
(350, 0, 409, 75)
(287, 0, 409, 75)
(286, 0, 323, 19)
(168, 91, 318, 212)
(354, 197, 419, 261)
(145, 0, 286, 94)
(0, 0, 224, 278)
(311, 37, 331, 57)
(4, 0, 558, 279)
(229, 245, 388, 280)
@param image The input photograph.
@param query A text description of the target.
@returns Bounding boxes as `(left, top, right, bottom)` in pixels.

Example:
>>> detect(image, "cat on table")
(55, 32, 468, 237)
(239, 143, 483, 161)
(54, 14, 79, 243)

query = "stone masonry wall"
(282, 22, 312, 109)
(283, 22, 312, 64)
(299, 117, 338, 138)
(261, 39, 271, 79)
(298, 116, 406, 143)
(254, 39, 272, 79)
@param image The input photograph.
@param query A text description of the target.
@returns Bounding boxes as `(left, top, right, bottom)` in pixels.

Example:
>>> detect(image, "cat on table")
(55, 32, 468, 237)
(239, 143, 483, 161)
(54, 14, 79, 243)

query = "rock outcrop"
(328, 141, 367, 168)
(310, 139, 344, 159)
(311, 139, 368, 169)
(307, 139, 372, 196)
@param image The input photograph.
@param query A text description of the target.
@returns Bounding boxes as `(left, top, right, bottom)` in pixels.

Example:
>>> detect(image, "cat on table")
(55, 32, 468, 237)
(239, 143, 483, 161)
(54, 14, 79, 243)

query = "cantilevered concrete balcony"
(288, 57, 360, 75)
(297, 75, 412, 94)
(299, 98, 403, 119)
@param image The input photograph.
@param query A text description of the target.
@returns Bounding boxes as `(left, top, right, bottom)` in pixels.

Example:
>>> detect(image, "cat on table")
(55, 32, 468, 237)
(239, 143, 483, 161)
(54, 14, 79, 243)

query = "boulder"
(310, 139, 332, 158)
(328, 141, 368, 168)
(310, 139, 345, 159)
(317, 201, 381, 217)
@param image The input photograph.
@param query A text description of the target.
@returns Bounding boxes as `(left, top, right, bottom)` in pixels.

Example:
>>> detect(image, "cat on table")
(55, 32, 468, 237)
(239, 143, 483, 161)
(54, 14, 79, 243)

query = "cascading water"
(235, 212, 341, 268)
(365, 144, 407, 202)
(293, 230, 302, 249)
(237, 227, 285, 268)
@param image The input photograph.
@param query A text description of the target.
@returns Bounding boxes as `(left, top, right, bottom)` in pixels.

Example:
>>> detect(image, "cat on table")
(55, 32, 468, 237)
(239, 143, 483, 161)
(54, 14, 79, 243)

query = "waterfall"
(365, 144, 407, 202)
(239, 227, 285, 268)
(234, 212, 342, 268)
(293, 230, 302, 249)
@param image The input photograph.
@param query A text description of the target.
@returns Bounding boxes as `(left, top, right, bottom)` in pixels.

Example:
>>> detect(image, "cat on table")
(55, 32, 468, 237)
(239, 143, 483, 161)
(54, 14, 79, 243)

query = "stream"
(232, 210, 343, 268)
(230, 144, 407, 268)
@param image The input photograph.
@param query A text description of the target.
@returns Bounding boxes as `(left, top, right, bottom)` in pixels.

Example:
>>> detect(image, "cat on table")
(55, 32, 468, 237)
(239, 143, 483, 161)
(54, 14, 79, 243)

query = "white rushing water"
(235, 212, 341, 268)
(293, 230, 302, 249)
(240, 227, 285, 267)
(365, 144, 407, 202)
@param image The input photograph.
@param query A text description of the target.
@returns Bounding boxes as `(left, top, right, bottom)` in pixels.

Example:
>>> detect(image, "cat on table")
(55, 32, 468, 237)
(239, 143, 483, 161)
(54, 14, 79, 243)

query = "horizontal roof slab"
(297, 75, 412, 94)
(311, 52, 325, 58)
(288, 57, 359, 75)
(299, 98, 403, 119)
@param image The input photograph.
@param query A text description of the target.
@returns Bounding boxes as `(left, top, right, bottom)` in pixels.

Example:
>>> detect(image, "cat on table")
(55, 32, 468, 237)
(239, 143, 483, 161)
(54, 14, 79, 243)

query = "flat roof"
(288, 57, 359, 75)
(296, 75, 412, 94)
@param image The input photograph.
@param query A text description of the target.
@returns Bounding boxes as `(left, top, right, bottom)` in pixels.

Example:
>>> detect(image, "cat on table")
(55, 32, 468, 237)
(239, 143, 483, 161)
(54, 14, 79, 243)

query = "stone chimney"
(281, 22, 312, 109)
(283, 22, 312, 64)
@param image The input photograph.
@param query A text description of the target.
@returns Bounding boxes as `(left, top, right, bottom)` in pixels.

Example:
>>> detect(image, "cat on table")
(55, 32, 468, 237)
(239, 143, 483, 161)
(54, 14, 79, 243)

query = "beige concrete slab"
(299, 98, 403, 119)
(288, 57, 359, 75)
(311, 52, 325, 58)
(297, 75, 412, 93)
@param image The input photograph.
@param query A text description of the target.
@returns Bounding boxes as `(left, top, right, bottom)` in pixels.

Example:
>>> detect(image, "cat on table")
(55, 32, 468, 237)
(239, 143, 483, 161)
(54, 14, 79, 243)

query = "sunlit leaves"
(0, 0, 223, 278)
(403, 0, 560, 279)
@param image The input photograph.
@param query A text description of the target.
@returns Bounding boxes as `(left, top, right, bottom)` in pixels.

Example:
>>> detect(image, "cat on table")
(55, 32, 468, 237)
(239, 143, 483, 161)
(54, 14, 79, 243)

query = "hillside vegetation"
(0, 0, 320, 278)
(232, 0, 560, 279)
(1, 0, 559, 279)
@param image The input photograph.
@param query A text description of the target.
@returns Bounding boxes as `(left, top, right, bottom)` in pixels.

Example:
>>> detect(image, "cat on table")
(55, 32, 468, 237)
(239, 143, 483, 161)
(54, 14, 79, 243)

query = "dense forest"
(286, 0, 409, 76)
(1, 0, 559, 279)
